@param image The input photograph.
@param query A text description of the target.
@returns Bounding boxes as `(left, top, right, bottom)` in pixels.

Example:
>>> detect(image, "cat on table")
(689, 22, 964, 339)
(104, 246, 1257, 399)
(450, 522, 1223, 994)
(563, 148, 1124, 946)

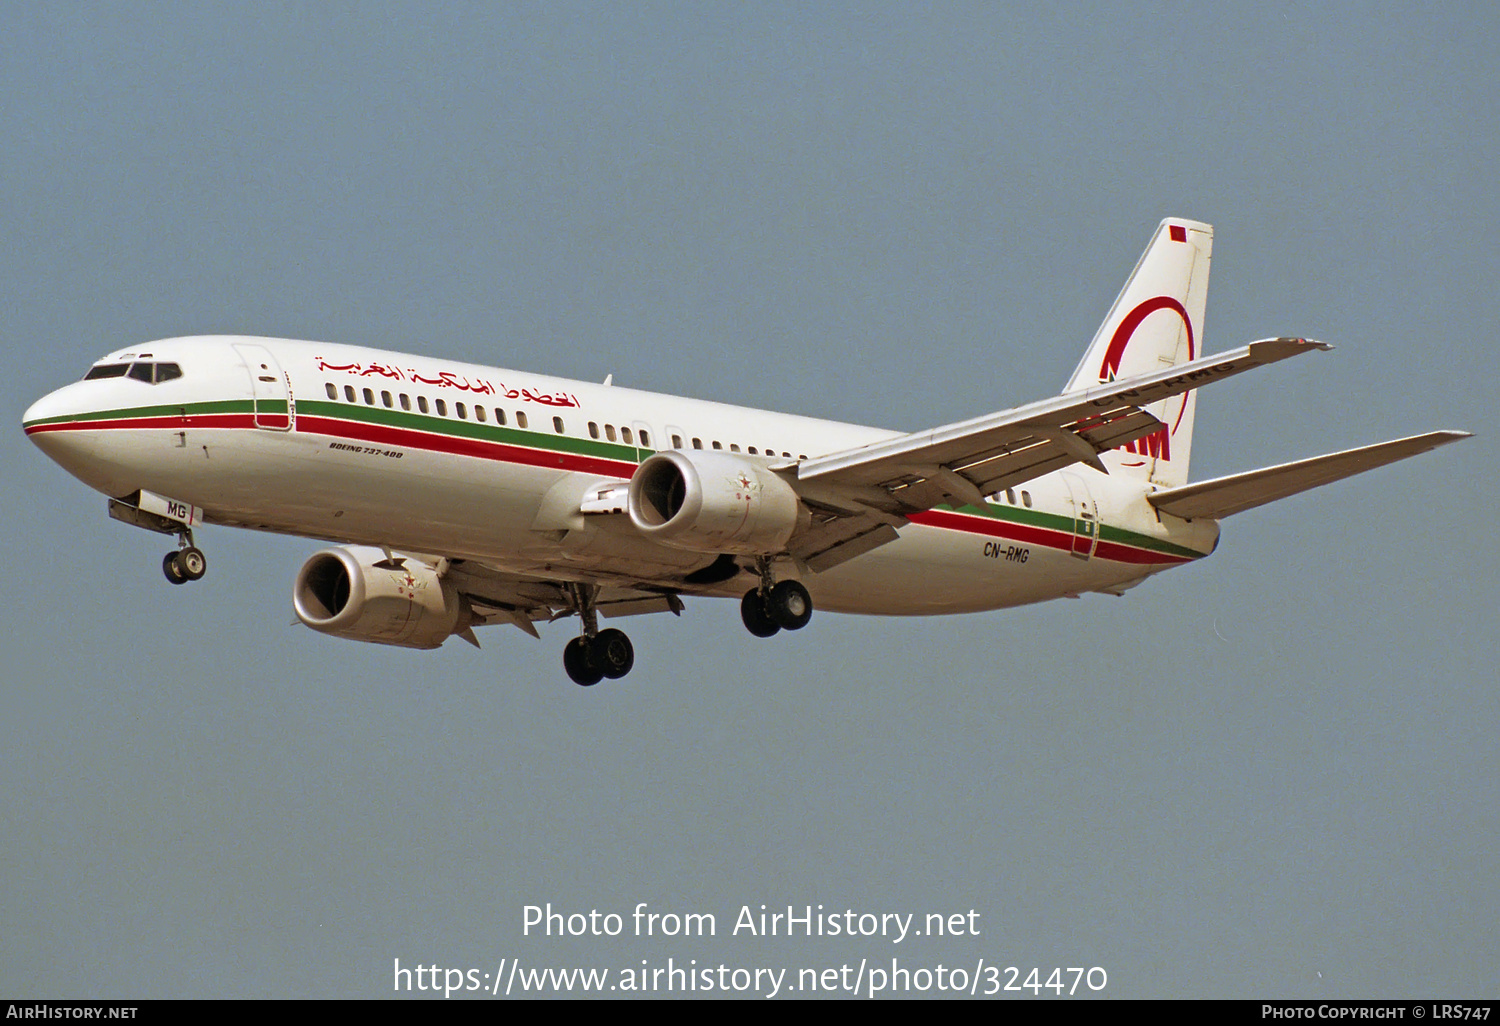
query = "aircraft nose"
(22, 383, 112, 481)
(24, 387, 74, 437)
(23, 380, 97, 438)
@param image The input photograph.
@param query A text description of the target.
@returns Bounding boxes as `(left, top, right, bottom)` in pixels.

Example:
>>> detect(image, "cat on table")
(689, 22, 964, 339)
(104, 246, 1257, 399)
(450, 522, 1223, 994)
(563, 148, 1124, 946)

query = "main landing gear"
(740, 559, 813, 638)
(562, 583, 635, 687)
(161, 531, 207, 585)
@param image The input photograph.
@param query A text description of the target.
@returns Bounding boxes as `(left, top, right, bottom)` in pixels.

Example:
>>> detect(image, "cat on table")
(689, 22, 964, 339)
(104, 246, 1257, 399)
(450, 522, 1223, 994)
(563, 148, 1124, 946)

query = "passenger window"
(671, 434, 683, 448)
(456, 402, 467, 419)
(382, 391, 393, 408)
(748, 446, 758, 455)
(605, 424, 617, 442)
(553, 416, 565, 433)
(729, 443, 739, 453)
(401, 394, 412, 411)
(589, 422, 600, 439)
(516, 411, 527, 429)
(495, 409, 506, 425)
(639, 429, 650, 447)
(345, 385, 356, 403)
(418, 396, 429, 414)
(363, 388, 375, 405)
(435, 399, 447, 416)
(475, 405, 486, 422)
(1022, 491, 1032, 508)
(325, 383, 338, 400)
(622, 427, 633, 444)
(692, 438, 703, 449)
(712, 441, 722, 450)
(1006, 488, 1016, 505)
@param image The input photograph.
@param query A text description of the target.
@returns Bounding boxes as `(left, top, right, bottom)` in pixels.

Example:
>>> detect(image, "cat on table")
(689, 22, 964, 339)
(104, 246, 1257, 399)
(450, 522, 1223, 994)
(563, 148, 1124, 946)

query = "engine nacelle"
(293, 546, 472, 650)
(628, 449, 808, 555)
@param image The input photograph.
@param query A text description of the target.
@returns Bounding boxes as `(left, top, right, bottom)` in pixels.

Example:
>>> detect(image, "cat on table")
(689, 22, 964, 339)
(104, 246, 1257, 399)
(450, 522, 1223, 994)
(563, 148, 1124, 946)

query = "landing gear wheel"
(740, 589, 781, 637)
(178, 546, 207, 581)
(563, 636, 603, 687)
(163, 551, 188, 585)
(590, 628, 634, 680)
(767, 580, 813, 631)
(162, 546, 206, 585)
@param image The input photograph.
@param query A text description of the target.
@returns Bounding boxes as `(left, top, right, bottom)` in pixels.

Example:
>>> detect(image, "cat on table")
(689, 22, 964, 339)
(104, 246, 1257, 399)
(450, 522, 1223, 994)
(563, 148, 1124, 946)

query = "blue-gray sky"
(3, 2, 1494, 999)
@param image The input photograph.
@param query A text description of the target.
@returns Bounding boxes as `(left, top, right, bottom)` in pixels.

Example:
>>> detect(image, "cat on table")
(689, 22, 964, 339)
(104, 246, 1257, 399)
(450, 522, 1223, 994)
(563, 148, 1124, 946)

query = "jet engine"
(627, 449, 808, 555)
(293, 546, 474, 649)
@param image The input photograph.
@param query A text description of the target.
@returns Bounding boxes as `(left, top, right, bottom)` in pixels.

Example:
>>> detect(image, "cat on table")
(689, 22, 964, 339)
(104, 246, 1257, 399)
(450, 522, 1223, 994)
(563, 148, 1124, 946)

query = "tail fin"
(1063, 218, 1212, 488)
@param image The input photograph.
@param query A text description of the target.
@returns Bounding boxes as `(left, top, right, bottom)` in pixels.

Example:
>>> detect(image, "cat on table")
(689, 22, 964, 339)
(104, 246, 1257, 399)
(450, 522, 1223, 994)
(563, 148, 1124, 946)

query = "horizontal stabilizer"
(1147, 431, 1471, 520)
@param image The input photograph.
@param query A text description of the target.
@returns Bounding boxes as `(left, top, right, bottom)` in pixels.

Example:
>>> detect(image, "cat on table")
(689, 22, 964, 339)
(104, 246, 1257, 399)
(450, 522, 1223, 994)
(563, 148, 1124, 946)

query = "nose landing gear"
(104, 493, 209, 586)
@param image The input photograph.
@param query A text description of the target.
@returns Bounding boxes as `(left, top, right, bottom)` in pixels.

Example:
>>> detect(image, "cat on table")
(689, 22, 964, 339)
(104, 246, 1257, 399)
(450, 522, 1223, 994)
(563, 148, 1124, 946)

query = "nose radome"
(23, 382, 110, 469)
(22, 382, 143, 497)
(24, 387, 85, 464)
(24, 378, 108, 434)
(23, 389, 70, 432)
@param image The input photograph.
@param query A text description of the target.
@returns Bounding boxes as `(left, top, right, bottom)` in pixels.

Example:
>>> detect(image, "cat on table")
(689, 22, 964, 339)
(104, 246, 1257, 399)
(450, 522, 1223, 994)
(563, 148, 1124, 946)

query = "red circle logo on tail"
(1099, 295, 1196, 435)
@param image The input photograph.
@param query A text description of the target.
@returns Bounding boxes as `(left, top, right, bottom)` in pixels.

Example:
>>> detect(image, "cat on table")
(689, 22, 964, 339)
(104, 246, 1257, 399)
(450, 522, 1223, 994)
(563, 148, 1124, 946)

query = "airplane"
(23, 218, 1469, 686)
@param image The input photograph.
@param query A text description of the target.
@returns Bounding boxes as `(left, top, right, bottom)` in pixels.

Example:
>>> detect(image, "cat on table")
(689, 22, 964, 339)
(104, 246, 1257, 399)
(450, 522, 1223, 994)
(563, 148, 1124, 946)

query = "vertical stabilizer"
(1063, 218, 1212, 488)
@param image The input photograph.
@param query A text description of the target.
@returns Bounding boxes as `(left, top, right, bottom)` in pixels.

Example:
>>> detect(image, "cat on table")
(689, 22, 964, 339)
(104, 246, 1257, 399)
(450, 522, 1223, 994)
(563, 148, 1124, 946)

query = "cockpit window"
(89, 361, 184, 384)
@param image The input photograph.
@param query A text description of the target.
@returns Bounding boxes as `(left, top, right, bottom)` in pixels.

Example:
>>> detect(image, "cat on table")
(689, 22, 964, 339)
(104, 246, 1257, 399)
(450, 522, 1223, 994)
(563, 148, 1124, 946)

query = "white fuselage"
(24, 336, 1219, 616)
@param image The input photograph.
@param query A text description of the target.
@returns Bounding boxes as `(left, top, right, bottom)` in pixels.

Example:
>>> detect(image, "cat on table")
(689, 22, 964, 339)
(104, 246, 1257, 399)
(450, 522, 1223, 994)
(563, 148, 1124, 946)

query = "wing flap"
(786, 516, 903, 573)
(597, 594, 686, 619)
(1147, 431, 1471, 520)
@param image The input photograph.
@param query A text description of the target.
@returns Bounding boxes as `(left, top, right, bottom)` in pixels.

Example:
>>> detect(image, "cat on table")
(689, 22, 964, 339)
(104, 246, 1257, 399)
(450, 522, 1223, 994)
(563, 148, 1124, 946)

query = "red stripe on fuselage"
(1092, 539, 1192, 565)
(24, 413, 257, 434)
(296, 415, 639, 478)
(912, 508, 1193, 566)
(912, 508, 1074, 551)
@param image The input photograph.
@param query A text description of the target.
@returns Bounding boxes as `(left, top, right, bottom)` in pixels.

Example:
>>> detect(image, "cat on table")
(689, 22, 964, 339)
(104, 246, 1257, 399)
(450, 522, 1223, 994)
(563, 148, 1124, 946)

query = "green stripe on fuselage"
(297, 399, 642, 464)
(934, 501, 1206, 560)
(24, 398, 256, 428)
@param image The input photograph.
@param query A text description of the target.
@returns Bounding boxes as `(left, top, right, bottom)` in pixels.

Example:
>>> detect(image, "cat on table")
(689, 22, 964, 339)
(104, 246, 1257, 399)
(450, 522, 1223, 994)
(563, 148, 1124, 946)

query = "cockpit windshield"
(84, 361, 182, 384)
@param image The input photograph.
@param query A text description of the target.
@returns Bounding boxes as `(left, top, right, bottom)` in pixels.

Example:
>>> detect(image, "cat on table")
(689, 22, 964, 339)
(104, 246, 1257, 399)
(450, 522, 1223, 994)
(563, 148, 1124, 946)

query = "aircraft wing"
(1145, 430, 1471, 520)
(787, 337, 1330, 518)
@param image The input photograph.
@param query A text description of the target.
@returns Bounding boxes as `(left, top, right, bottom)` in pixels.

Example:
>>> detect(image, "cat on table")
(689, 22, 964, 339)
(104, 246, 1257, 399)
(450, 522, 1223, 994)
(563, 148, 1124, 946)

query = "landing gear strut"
(740, 558, 813, 636)
(562, 583, 635, 686)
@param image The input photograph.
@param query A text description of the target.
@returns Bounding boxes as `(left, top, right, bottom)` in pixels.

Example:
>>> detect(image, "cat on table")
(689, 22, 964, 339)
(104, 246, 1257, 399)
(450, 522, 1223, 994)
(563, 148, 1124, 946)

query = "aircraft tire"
(740, 589, 781, 638)
(768, 580, 813, 631)
(563, 636, 604, 687)
(179, 546, 207, 581)
(591, 628, 634, 680)
(163, 551, 189, 585)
